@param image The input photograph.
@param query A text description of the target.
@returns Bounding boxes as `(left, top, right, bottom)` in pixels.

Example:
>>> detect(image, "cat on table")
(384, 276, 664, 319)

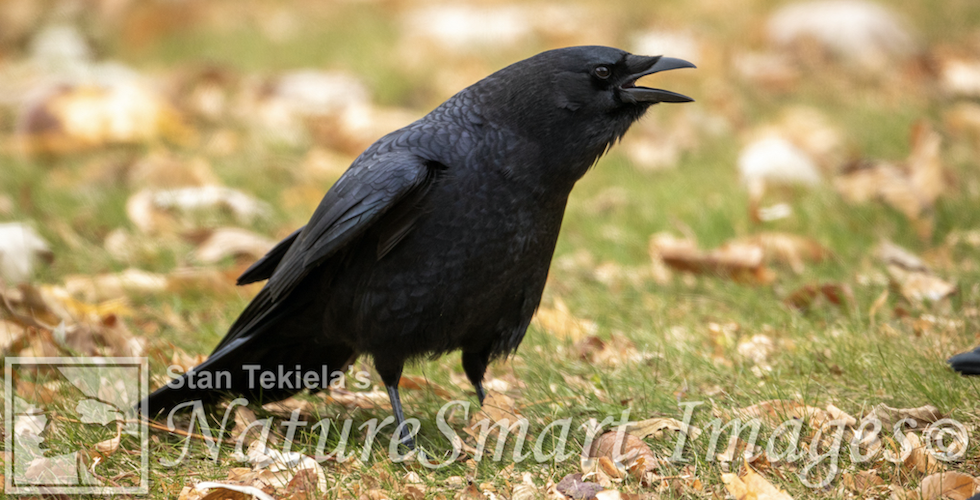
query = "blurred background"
(2, 0, 980, 496)
(2, 0, 980, 390)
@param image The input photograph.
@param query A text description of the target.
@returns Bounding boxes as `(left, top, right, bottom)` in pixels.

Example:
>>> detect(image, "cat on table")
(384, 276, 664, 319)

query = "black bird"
(143, 46, 695, 446)
(949, 346, 980, 375)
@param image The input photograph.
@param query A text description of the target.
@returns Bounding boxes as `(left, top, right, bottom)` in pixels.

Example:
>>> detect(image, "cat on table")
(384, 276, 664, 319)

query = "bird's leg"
(384, 382, 415, 450)
(377, 362, 415, 450)
(462, 350, 491, 406)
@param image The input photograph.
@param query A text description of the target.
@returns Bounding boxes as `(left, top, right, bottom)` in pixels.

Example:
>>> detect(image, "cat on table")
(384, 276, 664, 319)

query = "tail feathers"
(949, 346, 980, 376)
(237, 227, 303, 285)
(142, 337, 260, 418)
(142, 335, 357, 418)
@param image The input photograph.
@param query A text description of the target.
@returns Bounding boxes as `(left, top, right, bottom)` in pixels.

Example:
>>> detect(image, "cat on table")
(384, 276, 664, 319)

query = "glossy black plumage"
(142, 46, 694, 445)
(949, 346, 980, 376)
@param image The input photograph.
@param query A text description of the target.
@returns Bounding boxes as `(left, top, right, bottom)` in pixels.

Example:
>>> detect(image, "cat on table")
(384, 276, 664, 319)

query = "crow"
(949, 346, 980, 375)
(142, 46, 695, 447)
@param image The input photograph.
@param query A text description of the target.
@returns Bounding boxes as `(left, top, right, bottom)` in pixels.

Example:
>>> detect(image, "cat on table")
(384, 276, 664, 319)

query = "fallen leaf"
(735, 232, 829, 273)
(193, 227, 277, 265)
(842, 470, 885, 494)
(825, 404, 858, 427)
(16, 81, 194, 155)
(194, 482, 275, 500)
(282, 468, 321, 500)
(322, 388, 391, 410)
(126, 186, 271, 234)
(624, 417, 701, 441)
(834, 122, 945, 239)
(455, 481, 484, 500)
(63, 268, 168, 302)
(589, 430, 658, 476)
(399, 374, 454, 399)
(886, 265, 956, 304)
(903, 432, 942, 474)
(532, 297, 597, 342)
(766, 0, 917, 73)
(919, 471, 978, 500)
(874, 241, 956, 304)
(735, 400, 830, 428)
(0, 222, 53, 284)
(556, 473, 605, 500)
(127, 151, 218, 189)
(861, 404, 942, 432)
(511, 473, 540, 500)
(465, 391, 523, 443)
(650, 234, 776, 285)
(738, 136, 822, 191)
(784, 282, 854, 311)
(572, 334, 642, 367)
(722, 467, 793, 500)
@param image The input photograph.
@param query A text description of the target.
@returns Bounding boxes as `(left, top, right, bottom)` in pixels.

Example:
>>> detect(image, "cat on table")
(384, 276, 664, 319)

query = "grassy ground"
(2, 0, 980, 498)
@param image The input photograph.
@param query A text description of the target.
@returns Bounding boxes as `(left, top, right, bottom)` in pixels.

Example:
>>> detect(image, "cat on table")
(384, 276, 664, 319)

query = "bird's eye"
(593, 65, 611, 79)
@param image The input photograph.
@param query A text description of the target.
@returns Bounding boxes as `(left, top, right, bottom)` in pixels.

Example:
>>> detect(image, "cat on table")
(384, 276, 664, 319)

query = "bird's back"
(318, 94, 571, 363)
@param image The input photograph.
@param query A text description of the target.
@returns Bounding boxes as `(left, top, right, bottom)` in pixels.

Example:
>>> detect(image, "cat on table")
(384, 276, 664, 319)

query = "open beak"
(620, 55, 696, 104)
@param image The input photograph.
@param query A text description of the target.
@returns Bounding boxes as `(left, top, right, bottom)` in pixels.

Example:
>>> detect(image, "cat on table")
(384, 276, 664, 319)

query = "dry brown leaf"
(650, 234, 776, 285)
(193, 227, 277, 265)
(886, 265, 956, 304)
(229, 406, 261, 445)
(193, 482, 275, 500)
(126, 186, 271, 235)
(399, 374, 454, 399)
(572, 334, 641, 366)
(877, 240, 930, 272)
(0, 319, 27, 352)
(842, 470, 885, 494)
(735, 400, 830, 428)
(721, 467, 793, 500)
(127, 152, 218, 189)
(455, 481, 484, 500)
(903, 432, 942, 474)
(625, 417, 702, 441)
(0, 223, 53, 284)
(323, 388, 391, 410)
(919, 471, 979, 500)
(261, 397, 318, 420)
(734, 232, 829, 274)
(532, 297, 597, 342)
(63, 268, 168, 302)
(834, 122, 945, 239)
(945, 102, 980, 147)
(824, 404, 858, 427)
(555, 472, 605, 500)
(783, 282, 854, 311)
(596, 455, 624, 480)
(511, 473, 540, 500)
(464, 390, 523, 443)
(282, 468, 321, 500)
(862, 404, 942, 432)
(939, 54, 980, 98)
(874, 241, 956, 304)
(16, 82, 195, 155)
(589, 431, 658, 476)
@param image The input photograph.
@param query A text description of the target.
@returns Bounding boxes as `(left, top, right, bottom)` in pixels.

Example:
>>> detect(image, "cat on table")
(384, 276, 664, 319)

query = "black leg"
(462, 350, 491, 406)
(376, 361, 415, 450)
(384, 382, 415, 449)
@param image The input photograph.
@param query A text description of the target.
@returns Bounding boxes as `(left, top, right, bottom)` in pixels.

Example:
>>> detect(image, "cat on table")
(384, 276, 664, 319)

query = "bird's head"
(544, 45, 695, 112)
(477, 46, 695, 183)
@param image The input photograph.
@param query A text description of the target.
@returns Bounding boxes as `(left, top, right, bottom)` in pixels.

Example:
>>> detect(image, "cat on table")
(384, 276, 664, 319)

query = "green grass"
(2, 0, 980, 498)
